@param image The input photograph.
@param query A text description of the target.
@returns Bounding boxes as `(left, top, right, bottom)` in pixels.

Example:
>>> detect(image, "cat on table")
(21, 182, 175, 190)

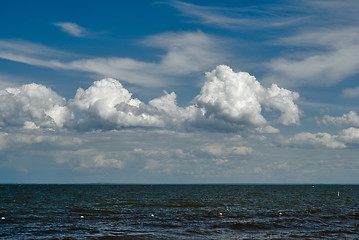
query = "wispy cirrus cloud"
(0, 39, 71, 58)
(261, 0, 359, 87)
(171, 0, 244, 29)
(169, 0, 303, 29)
(170, 0, 359, 32)
(169, 1, 359, 89)
(265, 28, 359, 87)
(342, 86, 359, 98)
(54, 22, 88, 37)
(0, 31, 226, 88)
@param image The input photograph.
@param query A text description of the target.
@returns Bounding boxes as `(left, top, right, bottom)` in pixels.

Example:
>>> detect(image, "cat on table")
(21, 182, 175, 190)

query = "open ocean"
(1, 184, 359, 239)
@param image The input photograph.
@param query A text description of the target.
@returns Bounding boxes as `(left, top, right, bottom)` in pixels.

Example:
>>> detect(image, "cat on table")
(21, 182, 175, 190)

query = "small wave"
(89, 234, 158, 240)
(55, 237, 77, 240)
(306, 208, 323, 214)
(230, 221, 287, 230)
(319, 229, 358, 235)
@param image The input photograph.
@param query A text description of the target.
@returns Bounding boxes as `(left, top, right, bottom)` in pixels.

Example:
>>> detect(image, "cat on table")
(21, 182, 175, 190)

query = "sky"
(1, 0, 359, 183)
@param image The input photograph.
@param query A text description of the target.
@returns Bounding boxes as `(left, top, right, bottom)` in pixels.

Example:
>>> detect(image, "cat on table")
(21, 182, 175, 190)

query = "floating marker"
(151, 214, 154, 217)
(80, 216, 84, 219)
(1, 217, 5, 220)
(338, 192, 340, 197)
(219, 212, 222, 216)
(279, 212, 283, 216)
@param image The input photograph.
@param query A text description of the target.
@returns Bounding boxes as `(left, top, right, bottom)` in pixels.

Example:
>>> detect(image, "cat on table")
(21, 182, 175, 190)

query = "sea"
(1, 184, 359, 239)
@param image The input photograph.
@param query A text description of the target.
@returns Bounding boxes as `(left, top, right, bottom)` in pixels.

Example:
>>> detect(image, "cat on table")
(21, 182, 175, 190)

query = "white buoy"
(151, 214, 154, 217)
(80, 215, 84, 219)
(338, 191, 340, 197)
(1, 217, 5, 220)
(279, 212, 283, 216)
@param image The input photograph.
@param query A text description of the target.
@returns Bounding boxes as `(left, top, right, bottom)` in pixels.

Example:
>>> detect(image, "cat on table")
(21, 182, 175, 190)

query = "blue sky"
(1, 0, 359, 183)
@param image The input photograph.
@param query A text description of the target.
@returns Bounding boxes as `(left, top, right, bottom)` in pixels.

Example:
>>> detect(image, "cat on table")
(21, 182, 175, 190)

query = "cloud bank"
(0, 65, 300, 132)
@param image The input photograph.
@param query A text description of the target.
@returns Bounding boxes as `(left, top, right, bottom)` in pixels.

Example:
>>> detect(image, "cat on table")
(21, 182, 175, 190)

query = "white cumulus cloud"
(198, 144, 254, 157)
(282, 132, 346, 149)
(0, 66, 300, 133)
(231, 146, 254, 155)
(80, 154, 124, 168)
(69, 78, 199, 130)
(148, 91, 199, 128)
(70, 78, 163, 128)
(0, 83, 73, 129)
(321, 111, 359, 128)
(338, 127, 359, 145)
(280, 127, 359, 149)
(195, 65, 300, 128)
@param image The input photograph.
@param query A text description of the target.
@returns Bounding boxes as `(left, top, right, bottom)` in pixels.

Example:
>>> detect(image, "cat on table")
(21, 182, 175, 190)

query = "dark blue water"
(1, 185, 359, 239)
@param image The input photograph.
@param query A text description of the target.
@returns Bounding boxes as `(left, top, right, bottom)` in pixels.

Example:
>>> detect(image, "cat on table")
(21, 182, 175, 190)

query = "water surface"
(1, 184, 358, 239)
